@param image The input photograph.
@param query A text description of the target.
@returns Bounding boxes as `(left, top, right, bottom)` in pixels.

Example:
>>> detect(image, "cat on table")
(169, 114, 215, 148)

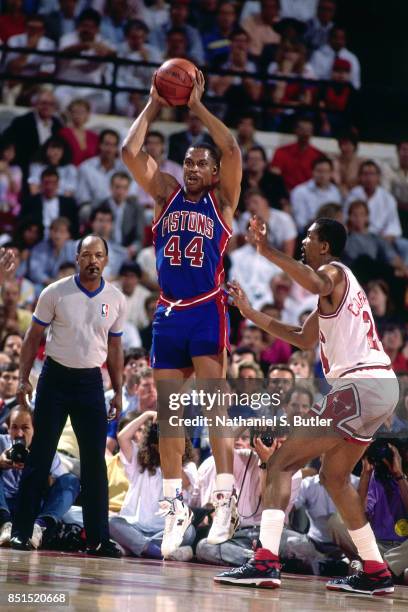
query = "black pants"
(12, 357, 109, 545)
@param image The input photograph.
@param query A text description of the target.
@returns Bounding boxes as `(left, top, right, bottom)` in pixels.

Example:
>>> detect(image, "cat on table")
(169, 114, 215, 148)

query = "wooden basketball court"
(1, 549, 407, 611)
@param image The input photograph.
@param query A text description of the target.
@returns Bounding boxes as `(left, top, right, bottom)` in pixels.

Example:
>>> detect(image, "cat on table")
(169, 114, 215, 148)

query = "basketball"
(155, 58, 197, 106)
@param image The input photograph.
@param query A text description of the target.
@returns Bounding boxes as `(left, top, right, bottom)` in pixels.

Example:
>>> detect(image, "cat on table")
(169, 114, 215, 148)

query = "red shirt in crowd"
(0, 15, 25, 42)
(270, 142, 323, 191)
(59, 127, 99, 167)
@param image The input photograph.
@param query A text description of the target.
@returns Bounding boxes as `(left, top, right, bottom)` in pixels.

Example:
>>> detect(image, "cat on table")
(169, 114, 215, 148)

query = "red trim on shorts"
(215, 291, 230, 352)
(214, 228, 230, 288)
(318, 264, 350, 319)
(343, 436, 372, 446)
(151, 186, 182, 234)
(208, 190, 232, 236)
(339, 364, 392, 377)
(158, 286, 222, 310)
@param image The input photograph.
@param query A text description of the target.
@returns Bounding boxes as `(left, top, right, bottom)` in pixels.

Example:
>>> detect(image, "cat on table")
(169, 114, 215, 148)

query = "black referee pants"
(12, 357, 109, 545)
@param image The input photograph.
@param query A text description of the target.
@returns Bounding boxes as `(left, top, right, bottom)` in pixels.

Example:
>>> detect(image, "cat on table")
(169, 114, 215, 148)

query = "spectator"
(2, 89, 62, 177)
(288, 351, 314, 380)
(162, 26, 192, 65)
(239, 325, 264, 363)
(12, 218, 43, 272)
(0, 0, 25, 42)
(280, 0, 318, 21)
(168, 110, 214, 166)
(195, 435, 302, 566)
(367, 280, 401, 337)
(0, 407, 80, 549)
(315, 202, 343, 224)
(381, 325, 408, 372)
(133, 132, 183, 214)
(77, 130, 124, 207)
(0, 333, 22, 362)
(1, 281, 32, 336)
(1, 244, 35, 309)
(114, 262, 152, 330)
(28, 137, 77, 197)
(0, 141, 23, 217)
(89, 207, 127, 280)
(99, 172, 145, 257)
(190, 0, 218, 32)
(141, 0, 170, 31)
(109, 413, 197, 559)
(21, 168, 79, 238)
(290, 157, 341, 232)
(44, 0, 78, 44)
(265, 40, 316, 131)
(319, 58, 355, 137)
(303, 0, 336, 51)
(55, 8, 115, 113)
(229, 231, 279, 310)
(0, 363, 20, 430)
(136, 244, 158, 291)
(208, 28, 262, 124)
(241, 146, 289, 211)
(241, 0, 281, 59)
(236, 113, 261, 161)
(100, 0, 130, 45)
(140, 294, 157, 352)
(239, 188, 297, 255)
(260, 304, 293, 366)
(343, 200, 407, 284)
(59, 99, 99, 167)
(331, 131, 362, 197)
(270, 117, 323, 191)
(345, 161, 405, 252)
(382, 140, 408, 236)
(56, 261, 76, 280)
(202, 0, 238, 67)
(237, 359, 263, 379)
(270, 272, 317, 324)
(115, 19, 162, 118)
(149, 0, 204, 65)
(266, 364, 296, 404)
(27, 217, 76, 291)
(311, 26, 361, 90)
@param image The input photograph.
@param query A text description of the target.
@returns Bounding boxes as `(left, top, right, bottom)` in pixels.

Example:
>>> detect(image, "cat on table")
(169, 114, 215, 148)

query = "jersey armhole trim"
(32, 315, 50, 327)
(108, 331, 123, 337)
(208, 190, 232, 237)
(152, 186, 181, 231)
(318, 264, 350, 319)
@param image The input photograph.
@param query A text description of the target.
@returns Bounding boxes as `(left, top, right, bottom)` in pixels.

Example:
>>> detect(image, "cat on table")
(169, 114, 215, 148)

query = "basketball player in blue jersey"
(122, 71, 242, 557)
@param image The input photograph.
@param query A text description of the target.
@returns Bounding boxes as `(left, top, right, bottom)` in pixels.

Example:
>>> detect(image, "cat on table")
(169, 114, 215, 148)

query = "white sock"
(163, 478, 182, 499)
(259, 509, 285, 556)
(348, 523, 383, 562)
(215, 473, 234, 491)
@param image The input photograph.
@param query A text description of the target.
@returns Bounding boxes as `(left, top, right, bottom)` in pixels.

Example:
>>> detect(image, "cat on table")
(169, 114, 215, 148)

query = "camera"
(6, 436, 29, 464)
(250, 427, 274, 448)
(366, 439, 394, 467)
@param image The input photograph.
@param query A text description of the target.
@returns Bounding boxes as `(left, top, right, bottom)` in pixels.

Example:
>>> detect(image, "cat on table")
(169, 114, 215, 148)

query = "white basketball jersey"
(318, 262, 391, 379)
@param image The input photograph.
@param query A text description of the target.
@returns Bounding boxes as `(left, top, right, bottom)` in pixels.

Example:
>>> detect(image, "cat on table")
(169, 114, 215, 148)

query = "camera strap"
(236, 450, 262, 520)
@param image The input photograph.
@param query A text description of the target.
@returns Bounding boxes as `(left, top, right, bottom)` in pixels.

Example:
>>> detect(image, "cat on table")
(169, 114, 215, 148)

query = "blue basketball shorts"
(151, 295, 230, 369)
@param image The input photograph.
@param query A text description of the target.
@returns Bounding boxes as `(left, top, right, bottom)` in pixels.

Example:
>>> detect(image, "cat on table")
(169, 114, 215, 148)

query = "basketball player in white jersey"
(215, 217, 399, 595)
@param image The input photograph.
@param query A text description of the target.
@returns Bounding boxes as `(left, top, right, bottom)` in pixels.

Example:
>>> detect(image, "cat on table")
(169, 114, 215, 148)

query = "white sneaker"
(0, 522, 12, 546)
(157, 496, 192, 559)
(207, 489, 239, 545)
(168, 545, 193, 562)
(30, 523, 44, 549)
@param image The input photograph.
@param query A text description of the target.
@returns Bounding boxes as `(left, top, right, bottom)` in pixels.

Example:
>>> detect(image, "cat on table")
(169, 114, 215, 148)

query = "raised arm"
(188, 71, 242, 215)
(228, 281, 319, 349)
(117, 411, 157, 463)
(121, 79, 178, 205)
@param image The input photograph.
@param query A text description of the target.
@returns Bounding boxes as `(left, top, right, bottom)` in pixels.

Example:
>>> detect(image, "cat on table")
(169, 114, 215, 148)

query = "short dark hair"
(27, 14, 45, 26)
(77, 8, 101, 26)
(76, 234, 109, 256)
(41, 136, 71, 166)
(111, 171, 131, 185)
(41, 167, 59, 181)
(50, 216, 71, 232)
(124, 347, 149, 366)
(185, 144, 221, 170)
(246, 145, 267, 162)
(58, 261, 76, 273)
(167, 26, 188, 39)
(313, 217, 347, 257)
(348, 199, 369, 216)
(0, 361, 19, 374)
(230, 27, 250, 41)
(99, 129, 119, 145)
(90, 206, 114, 223)
(312, 156, 333, 170)
(267, 363, 295, 379)
(232, 346, 257, 359)
(316, 202, 342, 219)
(359, 159, 381, 175)
(119, 261, 142, 278)
(337, 130, 359, 149)
(287, 384, 314, 407)
(146, 130, 165, 144)
(124, 18, 149, 36)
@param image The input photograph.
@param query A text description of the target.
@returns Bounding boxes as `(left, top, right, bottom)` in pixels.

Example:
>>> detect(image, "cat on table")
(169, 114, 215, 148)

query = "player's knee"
(319, 468, 349, 491)
(268, 451, 300, 474)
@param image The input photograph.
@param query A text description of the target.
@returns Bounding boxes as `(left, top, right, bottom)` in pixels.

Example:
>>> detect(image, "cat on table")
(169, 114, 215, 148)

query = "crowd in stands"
(0, 0, 406, 582)
(0, 0, 361, 133)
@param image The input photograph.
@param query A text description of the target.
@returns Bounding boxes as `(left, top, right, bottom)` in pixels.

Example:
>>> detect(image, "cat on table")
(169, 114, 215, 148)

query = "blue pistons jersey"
(152, 186, 232, 300)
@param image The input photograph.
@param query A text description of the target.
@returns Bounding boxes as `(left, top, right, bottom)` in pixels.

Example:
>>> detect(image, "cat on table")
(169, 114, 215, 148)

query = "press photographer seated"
(109, 411, 197, 560)
(0, 407, 80, 549)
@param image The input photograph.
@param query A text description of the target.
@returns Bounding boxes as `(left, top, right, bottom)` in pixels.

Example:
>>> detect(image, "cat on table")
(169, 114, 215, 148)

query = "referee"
(12, 235, 126, 556)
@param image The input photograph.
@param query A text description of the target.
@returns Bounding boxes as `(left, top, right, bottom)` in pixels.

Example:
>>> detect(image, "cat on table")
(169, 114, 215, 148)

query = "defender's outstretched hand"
(0, 248, 16, 285)
(150, 72, 170, 107)
(227, 281, 251, 318)
(188, 70, 205, 109)
(248, 216, 268, 254)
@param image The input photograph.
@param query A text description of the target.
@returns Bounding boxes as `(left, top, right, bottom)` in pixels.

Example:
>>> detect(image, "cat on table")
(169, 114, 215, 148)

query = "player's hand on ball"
(17, 380, 33, 411)
(248, 216, 268, 254)
(0, 248, 16, 284)
(150, 73, 170, 107)
(227, 281, 251, 317)
(188, 70, 205, 109)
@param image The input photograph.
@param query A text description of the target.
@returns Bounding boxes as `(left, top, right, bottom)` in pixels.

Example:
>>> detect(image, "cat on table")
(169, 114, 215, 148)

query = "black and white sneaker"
(327, 566, 394, 596)
(214, 542, 281, 589)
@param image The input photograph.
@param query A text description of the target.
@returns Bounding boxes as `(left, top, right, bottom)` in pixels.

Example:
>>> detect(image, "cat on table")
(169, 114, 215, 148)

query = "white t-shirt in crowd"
(345, 185, 402, 238)
(33, 274, 127, 368)
(290, 179, 342, 231)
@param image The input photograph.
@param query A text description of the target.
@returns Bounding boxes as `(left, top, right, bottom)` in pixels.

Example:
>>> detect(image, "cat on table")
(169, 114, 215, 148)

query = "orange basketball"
(155, 58, 197, 106)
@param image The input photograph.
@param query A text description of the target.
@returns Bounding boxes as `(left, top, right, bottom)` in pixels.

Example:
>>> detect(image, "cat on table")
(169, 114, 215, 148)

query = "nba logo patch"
(101, 303, 109, 318)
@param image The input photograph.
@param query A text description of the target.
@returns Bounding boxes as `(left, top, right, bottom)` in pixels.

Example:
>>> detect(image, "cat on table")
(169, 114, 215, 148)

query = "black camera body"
(6, 436, 29, 464)
(250, 428, 274, 448)
(366, 440, 394, 467)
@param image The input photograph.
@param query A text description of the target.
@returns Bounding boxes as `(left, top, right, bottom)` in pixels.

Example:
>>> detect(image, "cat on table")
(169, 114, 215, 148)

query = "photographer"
(0, 407, 80, 548)
(359, 440, 408, 562)
(109, 411, 197, 560)
(195, 432, 302, 566)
